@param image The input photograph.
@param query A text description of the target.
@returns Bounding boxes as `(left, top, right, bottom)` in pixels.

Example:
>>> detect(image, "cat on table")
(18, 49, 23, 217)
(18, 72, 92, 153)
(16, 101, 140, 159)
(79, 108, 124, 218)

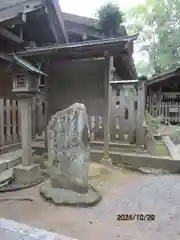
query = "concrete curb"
(90, 150, 180, 173)
(163, 136, 180, 160)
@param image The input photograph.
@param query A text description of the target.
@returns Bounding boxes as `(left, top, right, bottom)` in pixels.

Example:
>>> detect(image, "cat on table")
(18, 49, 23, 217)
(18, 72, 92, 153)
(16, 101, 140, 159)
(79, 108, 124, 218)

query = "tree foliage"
(126, 0, 180, 76)
(96, 3, 124, 37)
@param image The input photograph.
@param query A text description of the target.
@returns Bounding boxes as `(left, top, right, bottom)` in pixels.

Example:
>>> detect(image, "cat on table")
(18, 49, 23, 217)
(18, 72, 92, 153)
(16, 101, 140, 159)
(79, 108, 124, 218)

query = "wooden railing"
(0, 99, 21, 152)
(148, 102, 180, 124)
(88, 115, 104, 141)
(0, 97, 45, 153)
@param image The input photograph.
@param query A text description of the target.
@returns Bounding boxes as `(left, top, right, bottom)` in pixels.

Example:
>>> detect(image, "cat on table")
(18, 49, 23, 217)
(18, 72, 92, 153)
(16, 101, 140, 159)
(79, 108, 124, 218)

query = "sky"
(60, 0, 146, 18)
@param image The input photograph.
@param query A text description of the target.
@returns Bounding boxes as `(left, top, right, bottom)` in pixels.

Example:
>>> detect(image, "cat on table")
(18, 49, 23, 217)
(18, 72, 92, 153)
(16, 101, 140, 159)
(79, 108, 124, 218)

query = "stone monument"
(40, 103, 101, 206)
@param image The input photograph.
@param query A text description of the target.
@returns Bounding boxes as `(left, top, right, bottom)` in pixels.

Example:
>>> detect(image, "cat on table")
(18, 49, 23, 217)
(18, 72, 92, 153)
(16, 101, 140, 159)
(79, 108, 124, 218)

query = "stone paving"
(0, 166, 180, 240)
(0, 218, 76, 240)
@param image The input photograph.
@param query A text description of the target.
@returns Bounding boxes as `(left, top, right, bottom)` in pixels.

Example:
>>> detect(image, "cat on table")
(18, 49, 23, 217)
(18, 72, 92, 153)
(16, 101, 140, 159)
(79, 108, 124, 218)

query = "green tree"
(96, 3, 124, 37)
(126, 0, 180, 76)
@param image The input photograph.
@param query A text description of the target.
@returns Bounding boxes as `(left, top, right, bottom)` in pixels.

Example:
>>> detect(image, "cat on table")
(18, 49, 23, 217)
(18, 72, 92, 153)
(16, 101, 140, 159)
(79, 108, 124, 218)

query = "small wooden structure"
(16, 34, 145, 154)
(146, 68, 180, 124)
(110, 80, 145, 145)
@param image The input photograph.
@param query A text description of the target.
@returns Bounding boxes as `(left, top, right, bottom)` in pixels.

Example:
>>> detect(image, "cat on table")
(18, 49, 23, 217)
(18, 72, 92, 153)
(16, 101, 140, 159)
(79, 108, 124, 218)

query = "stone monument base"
(0, 164, 48, 192)
(40, 180, 101, 207)
(50, 173, 88, 194)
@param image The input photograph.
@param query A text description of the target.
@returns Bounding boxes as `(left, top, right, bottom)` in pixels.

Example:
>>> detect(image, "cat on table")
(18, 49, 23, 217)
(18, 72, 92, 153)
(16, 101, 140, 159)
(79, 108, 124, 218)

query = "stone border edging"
(91, 150, 180, 173)
(163, 136, 180, 160)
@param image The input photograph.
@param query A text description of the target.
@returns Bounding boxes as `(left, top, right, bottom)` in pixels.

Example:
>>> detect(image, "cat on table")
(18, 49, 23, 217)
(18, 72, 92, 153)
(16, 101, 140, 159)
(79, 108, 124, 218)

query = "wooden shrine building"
(146, 68, 180, 124)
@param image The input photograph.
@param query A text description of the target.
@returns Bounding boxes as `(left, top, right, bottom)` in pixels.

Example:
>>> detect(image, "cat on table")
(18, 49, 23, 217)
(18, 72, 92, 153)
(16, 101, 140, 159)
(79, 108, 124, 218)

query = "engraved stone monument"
(40, 103, 101, 206)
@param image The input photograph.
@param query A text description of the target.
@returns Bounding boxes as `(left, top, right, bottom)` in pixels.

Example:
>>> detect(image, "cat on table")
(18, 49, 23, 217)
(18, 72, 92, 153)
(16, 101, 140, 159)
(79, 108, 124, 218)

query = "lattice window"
(15, 75, 26, 88)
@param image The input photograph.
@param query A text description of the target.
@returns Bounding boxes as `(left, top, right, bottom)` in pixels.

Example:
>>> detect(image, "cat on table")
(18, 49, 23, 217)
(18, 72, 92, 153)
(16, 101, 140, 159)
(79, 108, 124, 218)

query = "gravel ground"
(0, 164, 180, 240)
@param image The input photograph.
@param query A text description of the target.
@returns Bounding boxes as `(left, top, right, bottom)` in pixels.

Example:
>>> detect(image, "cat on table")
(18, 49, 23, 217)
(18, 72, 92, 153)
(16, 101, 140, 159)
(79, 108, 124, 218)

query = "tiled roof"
(62, 12, 97, 27)
(146, 68, 180, 86)
(15, 34, 138, 57)
(0, 0, 27, 11)
(0, 0, 44, 23)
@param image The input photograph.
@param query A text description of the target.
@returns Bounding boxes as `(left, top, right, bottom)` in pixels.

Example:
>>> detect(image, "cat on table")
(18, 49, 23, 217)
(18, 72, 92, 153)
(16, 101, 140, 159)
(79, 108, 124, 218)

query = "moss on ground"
(155, 141, 169, 156)
(34, 154, 49, 169)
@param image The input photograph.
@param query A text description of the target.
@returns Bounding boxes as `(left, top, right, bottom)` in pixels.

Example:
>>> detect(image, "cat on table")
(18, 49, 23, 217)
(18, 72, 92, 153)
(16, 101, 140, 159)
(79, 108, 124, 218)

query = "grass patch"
(145, 111, 162, 133)
(34, 154, 49, 169)
(42, 152, 48, 160)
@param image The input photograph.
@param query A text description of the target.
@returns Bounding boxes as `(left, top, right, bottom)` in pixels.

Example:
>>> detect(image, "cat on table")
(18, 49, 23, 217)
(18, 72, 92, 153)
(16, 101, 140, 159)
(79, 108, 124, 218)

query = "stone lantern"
(12, 72, 40, 98)
(11, 59, 47, 186)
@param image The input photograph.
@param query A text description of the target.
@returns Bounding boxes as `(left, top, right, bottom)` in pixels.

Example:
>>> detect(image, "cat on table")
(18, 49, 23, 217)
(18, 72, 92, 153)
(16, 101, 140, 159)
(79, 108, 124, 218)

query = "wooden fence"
(0, 97, 45, 153)
(0, 99, 21, 151)
(88, 82, 145, 145)
(88, 115, 104, 140)
(0, 81, 145, 152)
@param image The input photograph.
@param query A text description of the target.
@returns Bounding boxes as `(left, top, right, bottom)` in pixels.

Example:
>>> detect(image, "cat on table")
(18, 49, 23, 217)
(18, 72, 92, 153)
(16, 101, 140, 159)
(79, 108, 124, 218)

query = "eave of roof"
(0, 0, 28, 11)
(146, 67, 180, 86)
(0, 0, 68, 44)
(12, 54, 47, 75)
(0, 0, 44, 23)
(14, 34, 138, 59)
(110, 80, 139, 84)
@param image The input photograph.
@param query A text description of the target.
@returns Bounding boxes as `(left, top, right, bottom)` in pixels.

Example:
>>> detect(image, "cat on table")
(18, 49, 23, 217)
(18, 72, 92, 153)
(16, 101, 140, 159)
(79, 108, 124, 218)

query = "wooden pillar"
(101, 56, 113, 165)
(6, 99, 11, 143)
(110, 86, 117, 141)
(119, 86, 126, 141)
(31, 97, 36, 139)
(19, 98, 32, 166)
(136, 81, 145, 145)
(0, 99, 4, 148)
(149, 87, 152, 115)
(44, 77, 49, 150)
(158, 86, 162, 116)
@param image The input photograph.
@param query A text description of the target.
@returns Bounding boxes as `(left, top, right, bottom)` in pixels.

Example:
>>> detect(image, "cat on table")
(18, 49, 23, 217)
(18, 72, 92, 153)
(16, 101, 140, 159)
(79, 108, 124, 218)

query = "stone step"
(0, 150, 22, 173)
(90, 150, 180, 173)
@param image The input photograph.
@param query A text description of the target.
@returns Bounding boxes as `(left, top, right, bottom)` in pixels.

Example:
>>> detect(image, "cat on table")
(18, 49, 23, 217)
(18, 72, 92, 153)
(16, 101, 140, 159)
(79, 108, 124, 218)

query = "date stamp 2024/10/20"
(117, 214, 156, 221)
